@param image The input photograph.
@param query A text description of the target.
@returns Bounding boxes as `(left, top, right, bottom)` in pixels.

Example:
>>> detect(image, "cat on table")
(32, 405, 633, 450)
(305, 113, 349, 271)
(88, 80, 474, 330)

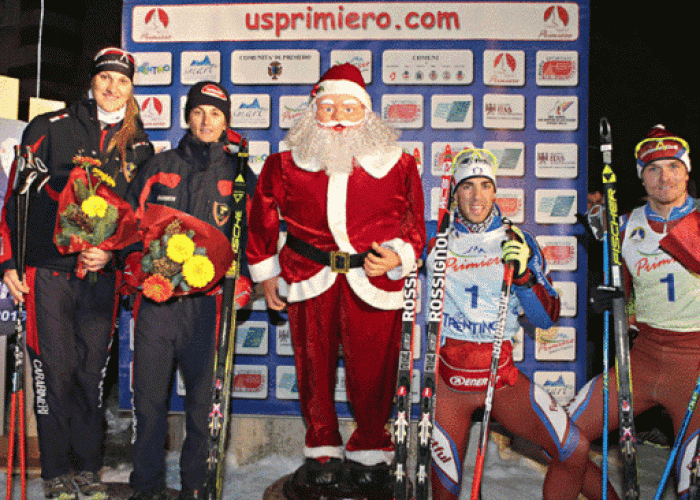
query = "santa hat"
(310, 63, 371, 110)
(635, 124, 691, 178)
(451, 148, 499, 192)
(185, 81, 231, 125)
(91, 47, 135, 81)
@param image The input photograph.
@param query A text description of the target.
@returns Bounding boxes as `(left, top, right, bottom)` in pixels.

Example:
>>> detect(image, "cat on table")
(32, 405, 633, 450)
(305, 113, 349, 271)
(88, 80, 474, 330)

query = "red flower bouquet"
(132, 205, 234, 303)
(54, 155, 139, 279)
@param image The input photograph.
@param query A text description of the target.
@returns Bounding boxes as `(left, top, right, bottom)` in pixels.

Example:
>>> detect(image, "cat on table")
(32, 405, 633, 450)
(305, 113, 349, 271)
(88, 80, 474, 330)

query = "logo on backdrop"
(536, 235, 577, 271)
(538, 4, 577, 40)
(537, 51, 579, 86)
(135, 95, 171, 129)
(535, 143, 578, 179)
(536, 96, 579, 131)
(141, 7, 171, 40)
(231, 95, 270, 129)
(544, 5, 569, 26)
(181, 51, 221, 84)
(381, 94, 424, 129)
(483, 50, 525, 86)
(133, 52, 172, 86)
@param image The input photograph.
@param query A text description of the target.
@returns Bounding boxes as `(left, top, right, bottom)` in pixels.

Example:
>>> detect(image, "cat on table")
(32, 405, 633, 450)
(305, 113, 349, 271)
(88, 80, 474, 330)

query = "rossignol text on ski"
(414, 158, 453, 500)
(392, 265, 418, 500)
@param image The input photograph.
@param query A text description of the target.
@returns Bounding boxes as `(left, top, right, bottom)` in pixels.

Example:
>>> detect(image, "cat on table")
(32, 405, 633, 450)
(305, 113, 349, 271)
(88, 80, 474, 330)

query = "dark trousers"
(129, 293, 217, 493)
(28, 267, 116, 480)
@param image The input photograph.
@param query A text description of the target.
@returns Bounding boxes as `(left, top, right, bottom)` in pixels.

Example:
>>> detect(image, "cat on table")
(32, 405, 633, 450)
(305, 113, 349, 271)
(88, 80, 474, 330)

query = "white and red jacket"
(246, 146, 426, 310)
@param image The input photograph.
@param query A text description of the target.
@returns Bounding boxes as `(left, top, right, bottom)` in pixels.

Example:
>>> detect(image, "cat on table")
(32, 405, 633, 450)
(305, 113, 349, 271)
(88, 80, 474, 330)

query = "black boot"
(304, 457, 343, 487)
(346, 460, 392, 499)
(284, 457, 345, 499)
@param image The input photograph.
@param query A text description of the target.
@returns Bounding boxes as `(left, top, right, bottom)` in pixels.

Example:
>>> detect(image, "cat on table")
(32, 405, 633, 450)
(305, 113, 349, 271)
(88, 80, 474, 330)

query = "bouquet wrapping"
(127, 204, 234, 302)
(54, 156, 139, 279)
(660, 209, 700, 274)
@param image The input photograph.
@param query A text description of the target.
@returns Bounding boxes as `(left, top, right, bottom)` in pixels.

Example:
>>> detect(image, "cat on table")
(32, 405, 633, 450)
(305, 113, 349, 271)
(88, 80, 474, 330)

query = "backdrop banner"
(120, 0, 591, 416)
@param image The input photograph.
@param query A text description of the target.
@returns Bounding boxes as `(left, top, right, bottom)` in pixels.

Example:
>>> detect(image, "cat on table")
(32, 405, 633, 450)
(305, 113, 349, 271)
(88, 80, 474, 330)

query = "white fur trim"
(249, 255, 281, 283)
(357, 146, 403, 179)
(281, 268, 337, 304)
(327, 174, 354, 253)
(305, 445, 344, 460)
(381, 238, 417, 281)
(345, 448, 394, 466)
(346, 268, 403, 310)
(315, 79, 371, 110)
(290, 148, 323, 173)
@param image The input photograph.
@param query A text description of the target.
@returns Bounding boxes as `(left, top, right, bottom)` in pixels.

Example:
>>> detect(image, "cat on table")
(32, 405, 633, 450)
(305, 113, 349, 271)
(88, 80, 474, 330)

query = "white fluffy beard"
(285, 106, 400, 175)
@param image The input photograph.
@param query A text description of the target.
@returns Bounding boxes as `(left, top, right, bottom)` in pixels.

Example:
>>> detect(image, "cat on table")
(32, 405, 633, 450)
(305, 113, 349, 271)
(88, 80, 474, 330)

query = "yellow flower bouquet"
(54, 155, 139, 279)
(133, 205, 234, 303)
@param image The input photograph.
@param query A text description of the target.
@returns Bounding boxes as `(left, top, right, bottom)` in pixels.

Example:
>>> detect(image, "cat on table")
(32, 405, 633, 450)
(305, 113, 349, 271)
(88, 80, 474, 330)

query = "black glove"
(589, 284, 624, 314)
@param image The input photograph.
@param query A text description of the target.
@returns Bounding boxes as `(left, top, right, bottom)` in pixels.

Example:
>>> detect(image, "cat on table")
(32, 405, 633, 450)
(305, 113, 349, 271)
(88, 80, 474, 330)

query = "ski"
(600, 118, 640, 500)
(204, 137, 248, 500)
(414, 157, 453, 500)
(469, 220, 515, 500)
(392, 264, 418, 500)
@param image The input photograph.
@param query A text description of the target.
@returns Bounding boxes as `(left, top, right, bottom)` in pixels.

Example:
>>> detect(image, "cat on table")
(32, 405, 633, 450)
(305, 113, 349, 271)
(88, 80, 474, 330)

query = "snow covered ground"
(2, 419, 681, 499)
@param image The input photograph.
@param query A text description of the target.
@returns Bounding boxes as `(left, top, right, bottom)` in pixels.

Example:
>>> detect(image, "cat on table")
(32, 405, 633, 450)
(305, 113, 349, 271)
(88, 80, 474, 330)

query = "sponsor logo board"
(383, 49, 473, 85)
(483, 50, 525, 86)
(231, 50, 320, 84)
(431, 95, 473, 129)
(536, 235, 577, 271)
(381, 94, 424, 129)
(133, 52, 172, 86)
(535, 143, 578, 179)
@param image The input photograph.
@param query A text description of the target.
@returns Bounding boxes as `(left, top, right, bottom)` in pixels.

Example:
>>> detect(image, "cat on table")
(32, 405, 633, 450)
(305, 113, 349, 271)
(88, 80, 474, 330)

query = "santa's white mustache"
(317, 119, 363, 128)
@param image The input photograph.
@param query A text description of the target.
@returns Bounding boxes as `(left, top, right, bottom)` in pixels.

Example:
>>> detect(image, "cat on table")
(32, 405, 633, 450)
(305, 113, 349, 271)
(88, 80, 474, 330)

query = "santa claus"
(247, 63, 425, 498)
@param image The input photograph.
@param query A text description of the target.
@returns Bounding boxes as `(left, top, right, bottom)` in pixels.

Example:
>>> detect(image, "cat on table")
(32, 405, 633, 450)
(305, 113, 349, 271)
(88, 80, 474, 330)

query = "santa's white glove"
(502, 226, 531, 279)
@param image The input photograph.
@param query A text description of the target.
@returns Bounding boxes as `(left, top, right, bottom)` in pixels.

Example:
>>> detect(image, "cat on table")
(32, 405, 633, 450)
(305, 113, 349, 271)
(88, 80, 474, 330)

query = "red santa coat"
(247, 146, 426, 308)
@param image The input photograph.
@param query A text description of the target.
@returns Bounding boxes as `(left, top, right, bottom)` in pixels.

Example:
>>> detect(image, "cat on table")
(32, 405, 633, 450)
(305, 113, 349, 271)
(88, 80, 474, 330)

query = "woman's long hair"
(104, 95, 142, 180)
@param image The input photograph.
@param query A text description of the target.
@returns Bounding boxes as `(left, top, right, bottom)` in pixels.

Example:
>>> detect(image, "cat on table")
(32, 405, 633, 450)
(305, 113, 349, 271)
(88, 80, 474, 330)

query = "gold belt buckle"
(330, 250, 350, 273)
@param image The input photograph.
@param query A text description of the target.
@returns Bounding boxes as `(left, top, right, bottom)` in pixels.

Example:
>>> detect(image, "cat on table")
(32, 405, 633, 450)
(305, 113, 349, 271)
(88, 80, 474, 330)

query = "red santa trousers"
(287, 274, 401, 464)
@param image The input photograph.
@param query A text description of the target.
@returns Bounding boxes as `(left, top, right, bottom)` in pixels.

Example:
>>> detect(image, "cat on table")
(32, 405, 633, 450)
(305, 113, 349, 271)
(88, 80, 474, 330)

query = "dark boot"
(304, 457, 343, 487)
(284, 457, 346, 499)
(346, 460, 392, 498)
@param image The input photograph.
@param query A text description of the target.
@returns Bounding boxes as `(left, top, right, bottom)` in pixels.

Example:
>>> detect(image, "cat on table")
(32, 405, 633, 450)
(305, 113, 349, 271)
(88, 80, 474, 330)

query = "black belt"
(285, 233, 368, 273)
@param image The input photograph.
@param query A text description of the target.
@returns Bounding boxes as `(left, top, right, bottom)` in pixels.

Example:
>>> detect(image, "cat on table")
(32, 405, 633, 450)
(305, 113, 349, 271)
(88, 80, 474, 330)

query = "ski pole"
(653, 370, 700, 500)
(600, 117, 640, 500)
(6, 145, 37, 500)
(469, 219, 515, 500)
(599, 118, 613, 500)
(602, 234, 610, 500)
(689, 437, 700, 500)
